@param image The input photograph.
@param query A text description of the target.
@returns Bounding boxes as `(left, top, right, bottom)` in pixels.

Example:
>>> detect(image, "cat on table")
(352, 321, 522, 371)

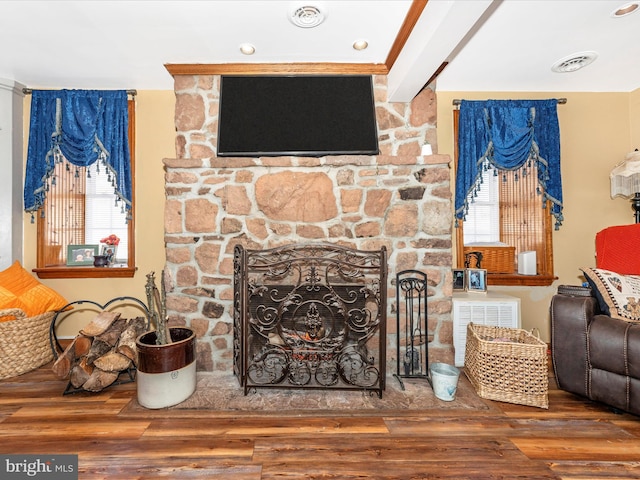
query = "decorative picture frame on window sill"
(67, 244, 99, 266)
(453, 269, 466, 291)
(466, 268, 487, 293)
(100, 244, 118, 263)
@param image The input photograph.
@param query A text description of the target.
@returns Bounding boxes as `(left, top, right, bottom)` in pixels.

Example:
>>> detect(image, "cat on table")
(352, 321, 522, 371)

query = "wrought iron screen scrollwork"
(233, 243, 387, 397)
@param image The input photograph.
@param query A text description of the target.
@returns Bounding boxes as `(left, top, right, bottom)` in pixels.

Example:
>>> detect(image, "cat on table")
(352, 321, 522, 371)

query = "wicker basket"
(464, 323, 548, 409)
(0, 308, 55, 380)
(463, 246, 515, 273)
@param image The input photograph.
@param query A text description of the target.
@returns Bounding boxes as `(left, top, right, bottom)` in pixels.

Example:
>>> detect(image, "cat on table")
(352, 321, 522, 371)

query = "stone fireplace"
(163, 75, 454, 375)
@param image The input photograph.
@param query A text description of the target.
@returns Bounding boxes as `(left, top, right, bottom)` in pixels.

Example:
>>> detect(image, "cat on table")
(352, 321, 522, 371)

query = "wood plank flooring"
(1, 364, 639, 479)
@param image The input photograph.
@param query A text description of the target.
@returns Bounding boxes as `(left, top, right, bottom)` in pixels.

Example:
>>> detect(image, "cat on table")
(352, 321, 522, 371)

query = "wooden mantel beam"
(165, 62, 389, 77)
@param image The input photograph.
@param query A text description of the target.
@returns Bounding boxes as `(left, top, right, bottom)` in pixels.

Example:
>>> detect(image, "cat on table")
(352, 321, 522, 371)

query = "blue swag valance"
(24, 89, 131, 219)
(454, 99, 563, 229)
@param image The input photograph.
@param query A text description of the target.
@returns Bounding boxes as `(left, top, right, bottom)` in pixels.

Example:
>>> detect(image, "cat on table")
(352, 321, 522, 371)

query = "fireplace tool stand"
(394, 270, 431, 390)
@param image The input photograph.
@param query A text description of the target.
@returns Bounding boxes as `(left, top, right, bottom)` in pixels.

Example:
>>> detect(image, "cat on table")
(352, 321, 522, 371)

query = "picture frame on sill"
(453, 269, 466, 291)
(67, 244, 99, 266)
(100, 244, 118, 263)
(466, 268, 487, 293)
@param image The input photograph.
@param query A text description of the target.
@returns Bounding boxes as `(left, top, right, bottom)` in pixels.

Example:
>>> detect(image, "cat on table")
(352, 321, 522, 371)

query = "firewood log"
(51, 334, 92, 379)
(93, 351, 131, 373)
(95, 317, 129, 347)
(82, 368, 118, 392)
(80, 311, 121, 337)
(52, 315, 152, 392)
(69, 357, 94, 388)
(85, 339, 112, 365)
(116, 317, 147, 363)
(74, 334, 93, 358)
(52, 339, 76, 379)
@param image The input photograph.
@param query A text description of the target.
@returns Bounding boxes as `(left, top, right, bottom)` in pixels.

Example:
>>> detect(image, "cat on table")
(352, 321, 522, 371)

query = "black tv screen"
(217, 75, 379, 157)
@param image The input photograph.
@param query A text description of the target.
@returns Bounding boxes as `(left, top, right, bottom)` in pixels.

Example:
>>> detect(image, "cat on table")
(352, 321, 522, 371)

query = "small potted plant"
(135, 270, 197, 409)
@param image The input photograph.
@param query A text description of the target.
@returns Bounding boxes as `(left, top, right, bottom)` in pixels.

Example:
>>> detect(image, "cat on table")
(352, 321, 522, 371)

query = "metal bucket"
(430, 362, 460, 401)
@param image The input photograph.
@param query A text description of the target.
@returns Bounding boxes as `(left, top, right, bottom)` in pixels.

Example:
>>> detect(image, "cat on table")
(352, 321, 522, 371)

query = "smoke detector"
(289, 5, 326, 28)
(551, 51, 598, 73)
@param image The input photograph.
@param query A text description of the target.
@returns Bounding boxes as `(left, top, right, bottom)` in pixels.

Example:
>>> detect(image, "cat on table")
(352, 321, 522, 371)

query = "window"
(85, 164, 130, 261)
(34, 100, 135, 279)
(463, 164, 499, 245)
(454, 109, 556, 286)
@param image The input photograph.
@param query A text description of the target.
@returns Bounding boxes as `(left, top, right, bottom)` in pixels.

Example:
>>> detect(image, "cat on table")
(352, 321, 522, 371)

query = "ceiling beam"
(385, 0, 429, 70)
(386, 0, 499, 102)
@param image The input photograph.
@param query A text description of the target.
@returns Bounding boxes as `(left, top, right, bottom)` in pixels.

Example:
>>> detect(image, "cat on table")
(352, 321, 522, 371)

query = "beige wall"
(437, 90, 638, 340)
(631, 89, 640, 147)
(22, 90, 175, 336)
(20, 87, 640, 341)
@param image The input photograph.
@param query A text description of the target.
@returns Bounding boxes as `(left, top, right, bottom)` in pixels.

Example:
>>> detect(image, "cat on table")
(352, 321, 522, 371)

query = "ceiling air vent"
(551, 51, 598, 73)
(289, 5, 325, 28)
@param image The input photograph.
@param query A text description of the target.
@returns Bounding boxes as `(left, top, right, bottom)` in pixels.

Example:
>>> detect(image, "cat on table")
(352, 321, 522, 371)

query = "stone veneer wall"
(164, 75, 454, 373)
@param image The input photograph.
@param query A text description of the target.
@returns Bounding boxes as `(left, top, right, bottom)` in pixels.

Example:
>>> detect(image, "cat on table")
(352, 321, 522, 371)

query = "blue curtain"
(24, 89, 131, 219)
(455, 99, 563, 229)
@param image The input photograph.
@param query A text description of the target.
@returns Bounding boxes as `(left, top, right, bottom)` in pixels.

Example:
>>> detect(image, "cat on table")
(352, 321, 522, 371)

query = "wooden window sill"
(487, 273, 557, 287)
(33, 265, 137, 279)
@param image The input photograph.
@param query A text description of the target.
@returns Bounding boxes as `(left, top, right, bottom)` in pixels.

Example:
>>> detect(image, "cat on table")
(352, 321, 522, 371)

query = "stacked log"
(52, 312, 147, 392)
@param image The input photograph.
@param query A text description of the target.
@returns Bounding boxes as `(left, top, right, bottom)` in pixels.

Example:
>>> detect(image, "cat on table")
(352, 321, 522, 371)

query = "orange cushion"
(595, 224, 640, 275)
(0, 261, 68, 322)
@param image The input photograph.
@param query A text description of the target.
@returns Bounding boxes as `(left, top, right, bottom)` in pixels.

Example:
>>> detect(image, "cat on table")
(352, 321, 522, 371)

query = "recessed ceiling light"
(239, 44, 255, 55)
(551, 51, 598, 73)
(353, 40, 368, 51)
(612, 2, 639, 17)
(289, 5, 326, 28)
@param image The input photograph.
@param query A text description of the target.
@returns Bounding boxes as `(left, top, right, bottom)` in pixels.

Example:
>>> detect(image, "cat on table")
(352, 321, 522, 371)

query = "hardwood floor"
(1, 364, 639, 479)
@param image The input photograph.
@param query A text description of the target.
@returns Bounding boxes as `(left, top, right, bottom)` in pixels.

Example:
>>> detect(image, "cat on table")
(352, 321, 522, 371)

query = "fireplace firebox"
(233, 243, 387, 397)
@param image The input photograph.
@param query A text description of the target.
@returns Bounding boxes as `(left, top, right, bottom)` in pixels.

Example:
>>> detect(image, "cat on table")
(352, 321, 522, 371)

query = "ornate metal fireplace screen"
(233, 243, 387, 397)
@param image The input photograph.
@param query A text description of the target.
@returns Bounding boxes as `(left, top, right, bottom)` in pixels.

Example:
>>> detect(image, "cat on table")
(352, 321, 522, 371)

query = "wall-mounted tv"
(217, 75, 379, 157)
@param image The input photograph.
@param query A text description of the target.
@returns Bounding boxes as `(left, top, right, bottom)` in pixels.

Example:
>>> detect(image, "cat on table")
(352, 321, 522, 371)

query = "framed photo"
(67, 244, 99, 266)
(453, 269, 466, 291)
(466, 268, 487, 293)
(100, 244, 118, 261)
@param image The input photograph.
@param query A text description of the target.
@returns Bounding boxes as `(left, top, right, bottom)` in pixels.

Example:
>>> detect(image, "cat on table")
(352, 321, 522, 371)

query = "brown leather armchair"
(550, 285, 640, 416)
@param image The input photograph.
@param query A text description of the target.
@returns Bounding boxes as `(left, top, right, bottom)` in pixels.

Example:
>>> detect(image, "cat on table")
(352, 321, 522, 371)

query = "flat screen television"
(217, 75, 379, 157)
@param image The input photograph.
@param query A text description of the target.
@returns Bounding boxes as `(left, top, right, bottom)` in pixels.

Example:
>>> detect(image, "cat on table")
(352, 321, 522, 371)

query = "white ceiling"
(0, 0, 638, 102)
(438, 0, 640, 93)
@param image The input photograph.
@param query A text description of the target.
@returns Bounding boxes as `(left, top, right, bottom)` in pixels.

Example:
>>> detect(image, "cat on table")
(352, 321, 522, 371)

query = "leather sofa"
(550, 284, 640, 415)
